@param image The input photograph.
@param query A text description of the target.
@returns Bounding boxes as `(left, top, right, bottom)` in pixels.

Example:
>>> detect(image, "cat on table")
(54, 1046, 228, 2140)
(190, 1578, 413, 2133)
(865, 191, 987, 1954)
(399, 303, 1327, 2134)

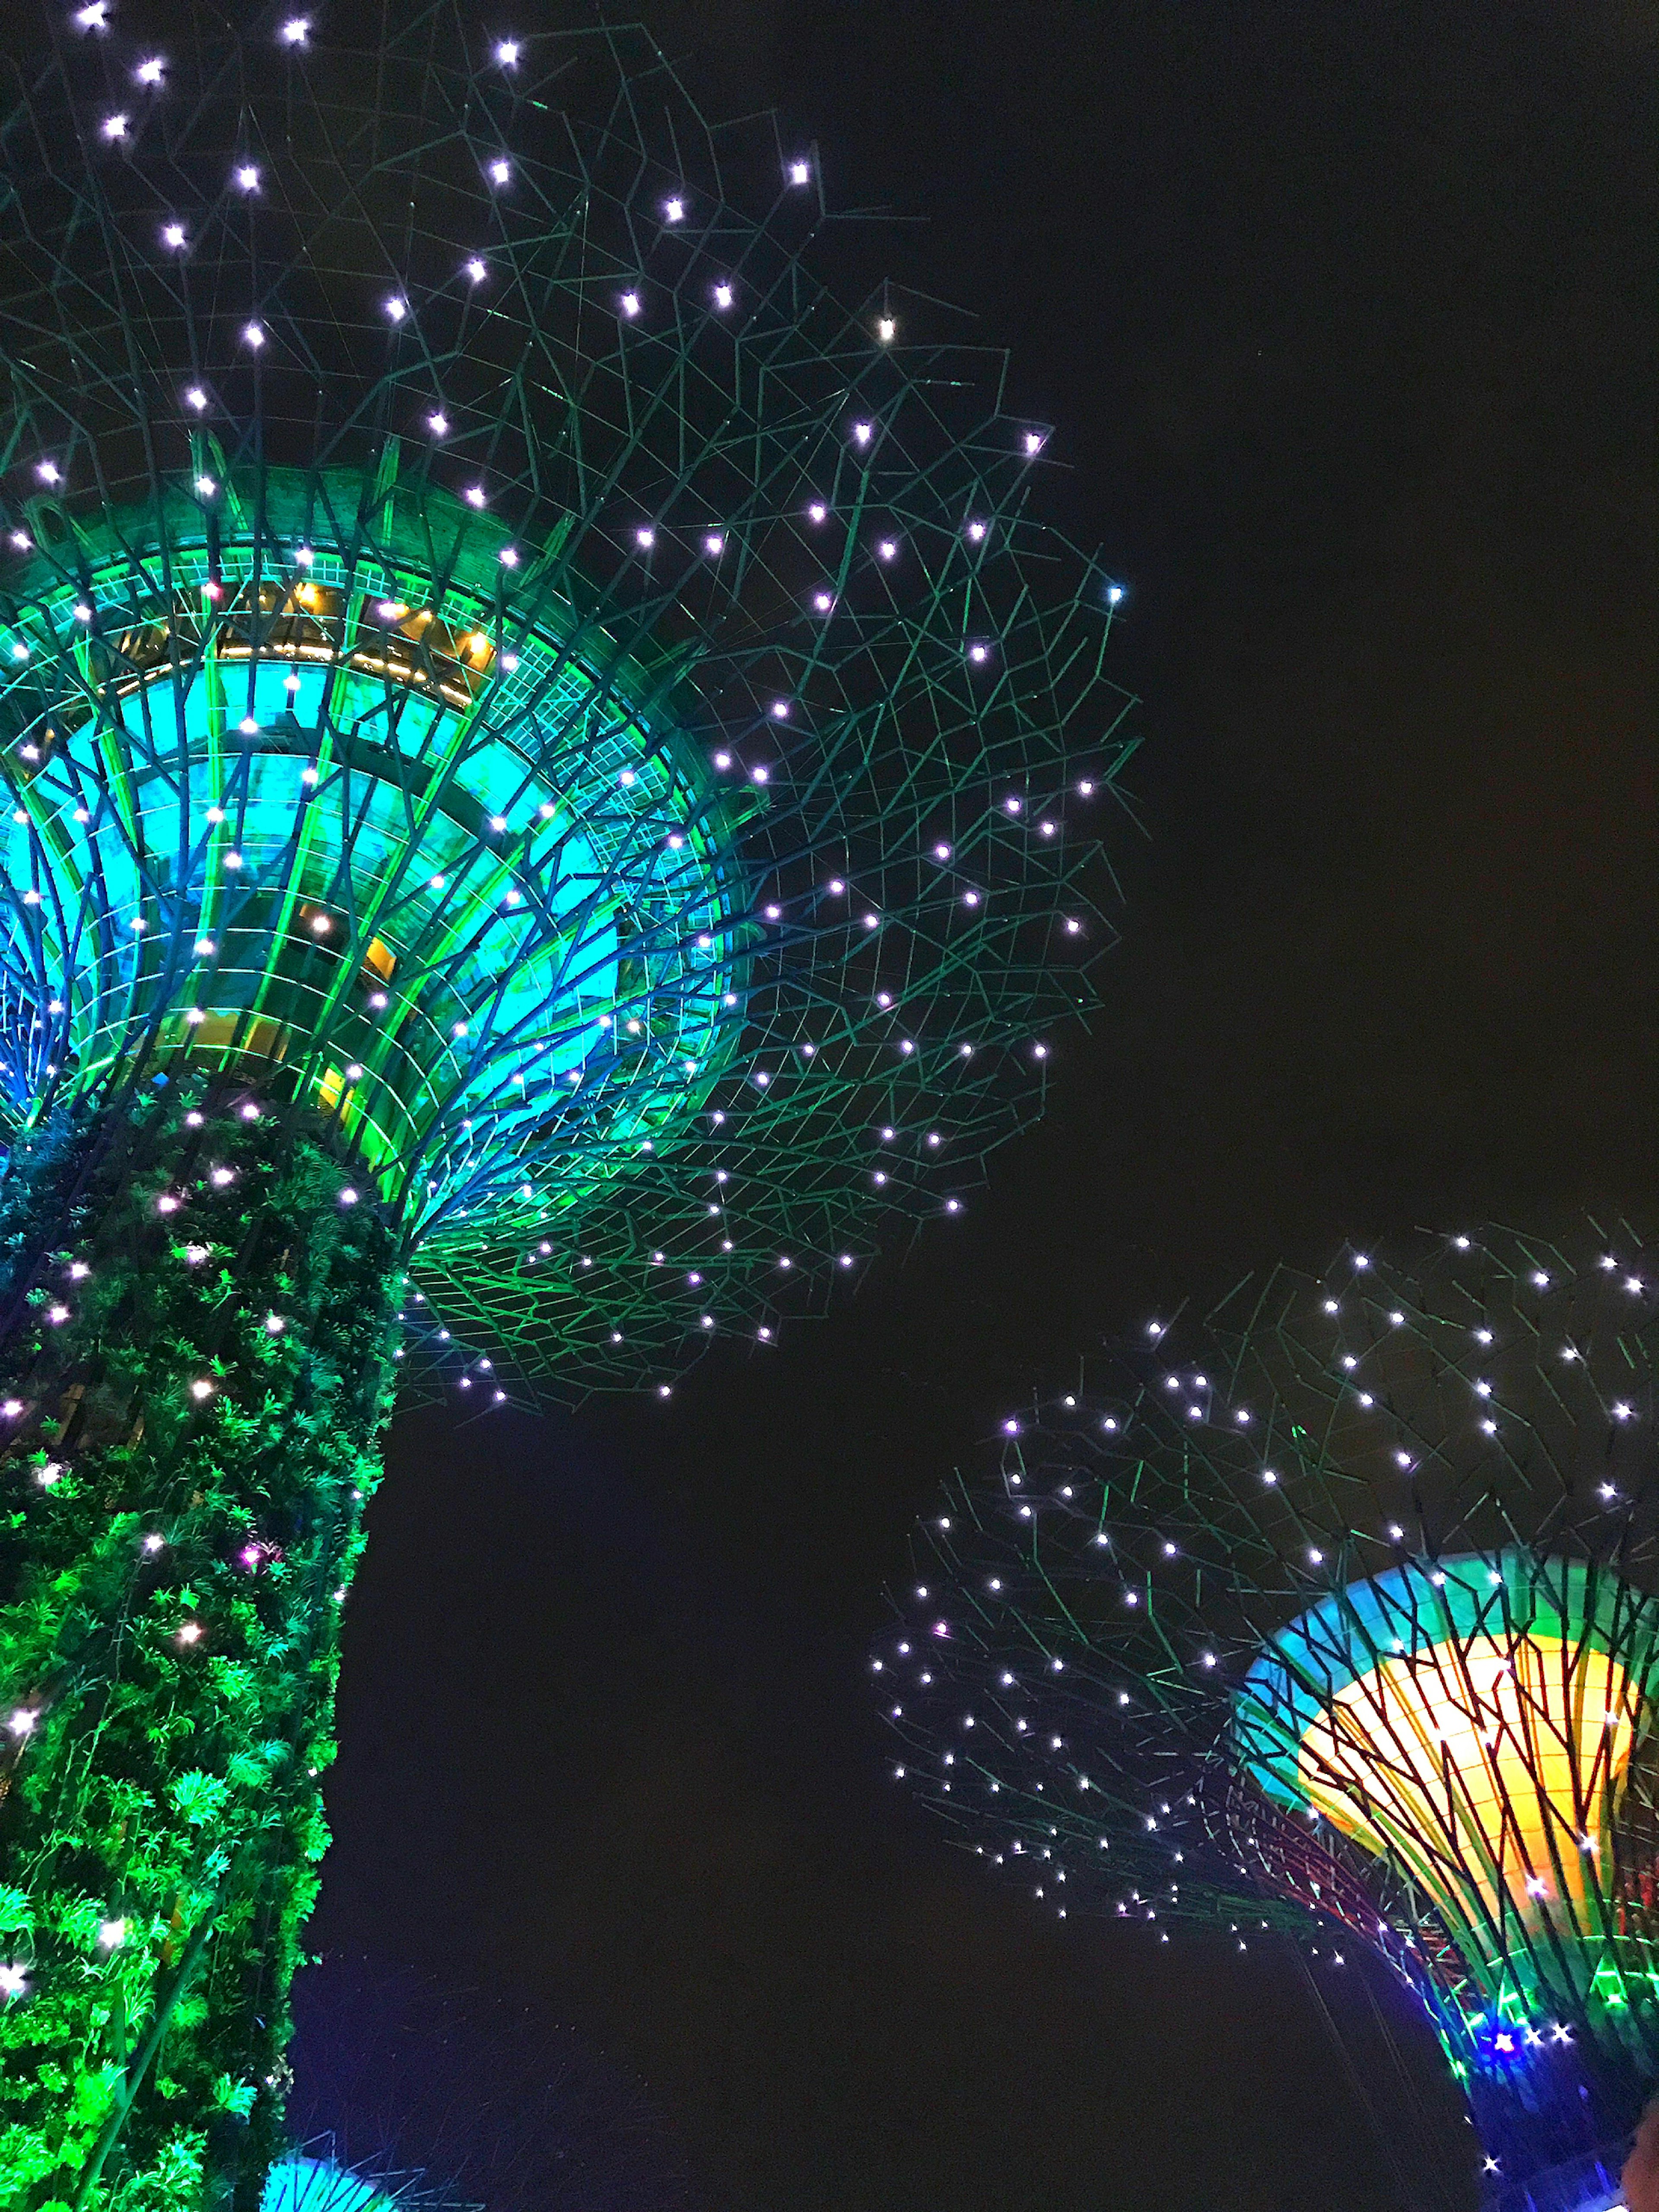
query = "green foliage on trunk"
(0, 1081, 399, 2212)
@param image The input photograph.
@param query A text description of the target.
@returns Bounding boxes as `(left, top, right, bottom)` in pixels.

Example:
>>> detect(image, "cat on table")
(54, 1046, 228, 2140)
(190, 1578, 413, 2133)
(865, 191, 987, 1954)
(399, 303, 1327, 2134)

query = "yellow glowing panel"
(1297, 1636, 1637, 1930)
(317, 1065, 354, 1114)
(182, 1012, 290, 1065)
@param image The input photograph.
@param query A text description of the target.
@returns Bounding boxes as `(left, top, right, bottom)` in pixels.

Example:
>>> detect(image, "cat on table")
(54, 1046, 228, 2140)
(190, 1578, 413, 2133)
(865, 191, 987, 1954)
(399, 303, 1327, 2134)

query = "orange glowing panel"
(1297, 1635, 1638, 1937)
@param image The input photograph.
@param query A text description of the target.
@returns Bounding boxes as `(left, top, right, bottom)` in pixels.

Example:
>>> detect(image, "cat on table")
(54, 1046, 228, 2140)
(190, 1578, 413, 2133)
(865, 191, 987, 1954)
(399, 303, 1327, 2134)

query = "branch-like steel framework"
(264, 2153, 469, 2212)
(0, 1, 1130, 1404)
(0, 6, 1131, 2204)
(881, 1224, 1659, 2197)
(284, 1952, 697, 2212)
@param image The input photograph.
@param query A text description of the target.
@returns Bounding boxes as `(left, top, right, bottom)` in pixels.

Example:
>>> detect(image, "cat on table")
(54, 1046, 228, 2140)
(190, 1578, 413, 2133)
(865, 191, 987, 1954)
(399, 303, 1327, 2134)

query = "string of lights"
(880, 1223, 1659, 2197)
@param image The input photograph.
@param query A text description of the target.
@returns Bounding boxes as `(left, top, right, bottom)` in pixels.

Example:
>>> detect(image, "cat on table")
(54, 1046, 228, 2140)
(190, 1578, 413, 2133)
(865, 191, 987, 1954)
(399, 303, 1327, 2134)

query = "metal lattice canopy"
(880, 1224, 1659, 2114)
(0, 2, 1133, 1404)
(263, 2152, 468, 2212)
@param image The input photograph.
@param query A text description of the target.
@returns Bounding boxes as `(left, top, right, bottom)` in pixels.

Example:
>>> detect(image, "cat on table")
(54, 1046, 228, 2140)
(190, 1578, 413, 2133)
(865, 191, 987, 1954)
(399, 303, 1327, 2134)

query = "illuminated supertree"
(262, 2154, 468, 2212)
(880, 1225, 1659, 2203)
(282, 1953, 696, 2212)
(0, 7, 1130, 2204)
(261, 1948, 698, 2212)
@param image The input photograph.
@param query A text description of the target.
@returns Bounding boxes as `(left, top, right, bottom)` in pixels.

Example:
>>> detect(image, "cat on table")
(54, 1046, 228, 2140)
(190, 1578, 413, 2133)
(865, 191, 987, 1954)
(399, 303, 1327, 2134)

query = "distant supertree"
(280, 1952, 696, 2212)
(0, 6, 1131, 2206)
(880, 1225, 1659, 2201)
(263, 2152, 470, 2212)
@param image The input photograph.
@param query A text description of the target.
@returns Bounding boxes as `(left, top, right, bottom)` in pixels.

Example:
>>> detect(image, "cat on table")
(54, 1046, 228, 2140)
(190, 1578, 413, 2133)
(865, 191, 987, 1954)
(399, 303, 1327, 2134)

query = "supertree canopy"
(262, 2155, 466, 2212)
(281, 1952, 697, 2212)
(880, 1225, 1659, 2199)
(0, 6, 1131, 2205)
(260, 1946, 699, 2212)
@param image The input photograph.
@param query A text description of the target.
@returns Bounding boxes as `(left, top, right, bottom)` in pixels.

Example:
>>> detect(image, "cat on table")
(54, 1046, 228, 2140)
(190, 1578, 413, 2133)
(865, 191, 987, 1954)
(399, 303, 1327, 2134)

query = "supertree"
(281, 1952, 697, 2212)
(262, 2155, 469, 2212)
(879, 1224, 1659, 2205)
(0, 6, 1132, 2205)
(263, 1949, 696, 2212)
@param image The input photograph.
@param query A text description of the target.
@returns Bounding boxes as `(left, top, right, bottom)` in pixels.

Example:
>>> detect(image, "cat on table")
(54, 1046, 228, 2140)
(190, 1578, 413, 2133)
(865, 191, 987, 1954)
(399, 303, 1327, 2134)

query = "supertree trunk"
(0, 1078, 400, 2212)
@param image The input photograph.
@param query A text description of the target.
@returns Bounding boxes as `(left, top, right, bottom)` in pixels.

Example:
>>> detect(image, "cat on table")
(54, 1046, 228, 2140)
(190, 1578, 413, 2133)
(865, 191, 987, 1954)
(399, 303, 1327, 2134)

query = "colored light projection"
(3, 472, 734, 1242)
(1238, 1555, 1659, 2026)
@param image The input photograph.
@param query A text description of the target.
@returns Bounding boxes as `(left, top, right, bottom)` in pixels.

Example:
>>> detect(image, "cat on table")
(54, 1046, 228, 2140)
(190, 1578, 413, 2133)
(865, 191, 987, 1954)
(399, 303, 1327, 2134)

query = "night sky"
(308, 5, 1656, 2206)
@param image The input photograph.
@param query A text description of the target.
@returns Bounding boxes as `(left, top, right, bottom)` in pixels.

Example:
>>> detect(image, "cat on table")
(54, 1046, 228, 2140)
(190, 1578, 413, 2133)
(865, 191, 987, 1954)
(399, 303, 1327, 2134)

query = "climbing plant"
(0, 1081, 399, 2211)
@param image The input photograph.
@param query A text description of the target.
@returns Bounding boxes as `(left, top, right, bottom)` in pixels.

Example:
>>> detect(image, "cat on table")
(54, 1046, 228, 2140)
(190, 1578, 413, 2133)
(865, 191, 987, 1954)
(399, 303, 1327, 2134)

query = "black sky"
(309, 5, 1658, 2206)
